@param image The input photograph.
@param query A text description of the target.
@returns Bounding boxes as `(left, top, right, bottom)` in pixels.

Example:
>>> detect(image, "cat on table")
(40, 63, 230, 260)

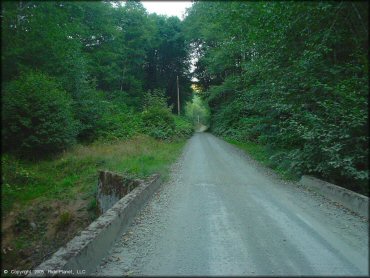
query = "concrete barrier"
(97, 171, 143, 214)
(30, 173, 161, 276)
(299, 175, 368, 219)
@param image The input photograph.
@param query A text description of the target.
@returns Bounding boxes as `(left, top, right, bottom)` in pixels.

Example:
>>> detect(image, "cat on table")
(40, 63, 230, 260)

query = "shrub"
(141, 107, 175, 139)
(174, 116, 193, 138)
(72, 89, 106, 142)
(2, 71, 78, 157)
(141, 90, 176, 140)
(96, 102, 142, 141)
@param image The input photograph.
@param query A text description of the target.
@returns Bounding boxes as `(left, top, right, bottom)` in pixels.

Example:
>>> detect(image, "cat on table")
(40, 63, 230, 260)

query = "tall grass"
(224, 137, 299, 181)
(2, 135, 186, 214)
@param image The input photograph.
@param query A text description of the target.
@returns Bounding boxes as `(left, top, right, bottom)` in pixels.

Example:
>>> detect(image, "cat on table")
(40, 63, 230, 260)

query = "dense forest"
(1, 1, 195, 269)
(0, 0, 369, 271)
(3, 1, 367, 193)
(2, 0, 193, 158)
(183, 1, 369, 195)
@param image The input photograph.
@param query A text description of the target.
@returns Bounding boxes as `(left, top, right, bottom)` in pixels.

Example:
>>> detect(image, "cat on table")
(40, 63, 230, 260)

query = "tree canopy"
(2, 1, 193, 154)
(2, 1, 368, 194)
(183, 1, 368, 194)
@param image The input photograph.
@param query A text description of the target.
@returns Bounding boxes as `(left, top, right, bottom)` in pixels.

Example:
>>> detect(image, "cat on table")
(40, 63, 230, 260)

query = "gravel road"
(94, 132, 368, 276)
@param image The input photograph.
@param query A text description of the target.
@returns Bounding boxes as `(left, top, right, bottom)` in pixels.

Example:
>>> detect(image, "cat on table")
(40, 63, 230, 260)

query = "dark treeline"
(184, 2, 368, 194)
(2, 1, 368, 194)
(2, 1, 193, 156)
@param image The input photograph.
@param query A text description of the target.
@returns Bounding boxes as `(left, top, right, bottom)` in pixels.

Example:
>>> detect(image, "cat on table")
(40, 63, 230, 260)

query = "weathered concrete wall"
(97, 171, 143, 214)
(299, 175, 368, 219)
(30, 173, 161, 276)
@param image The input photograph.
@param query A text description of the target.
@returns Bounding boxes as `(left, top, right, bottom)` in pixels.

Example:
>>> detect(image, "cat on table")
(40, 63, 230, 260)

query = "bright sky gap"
(141, 1, 193, 19)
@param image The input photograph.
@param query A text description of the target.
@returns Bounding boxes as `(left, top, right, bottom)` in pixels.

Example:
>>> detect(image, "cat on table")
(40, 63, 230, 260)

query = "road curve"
(94, 132, 368, 276)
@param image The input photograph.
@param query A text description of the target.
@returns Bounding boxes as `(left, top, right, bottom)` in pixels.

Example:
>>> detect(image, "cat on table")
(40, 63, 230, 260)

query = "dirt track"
(94, 132, 368, 276)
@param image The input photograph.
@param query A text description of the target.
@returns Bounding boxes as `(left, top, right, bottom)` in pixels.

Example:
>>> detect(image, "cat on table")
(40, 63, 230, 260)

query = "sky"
(141, 1, 193, 20)
(141, 1, 197, 80)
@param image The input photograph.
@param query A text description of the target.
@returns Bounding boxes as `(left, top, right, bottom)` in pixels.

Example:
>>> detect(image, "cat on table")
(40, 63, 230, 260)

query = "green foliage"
(1, 136, 186, 214)
(140, 95, 194, 141)
(185, 2, 369, 195)
(2, 71, 78, 157)
(1, 3, 194, 272)
(1, 2, 193, 155)
(141, 90, 176, 140)
(72, 89, 106, 142)
(173, 116, 194, 138)
(96, 102, 142, 141)
(1, 155, 36, 186)
(144, 15, 192, 110)
(185, 95, 210, 126)
(141, 108, 176, 140)
(225, 138, 298, 181)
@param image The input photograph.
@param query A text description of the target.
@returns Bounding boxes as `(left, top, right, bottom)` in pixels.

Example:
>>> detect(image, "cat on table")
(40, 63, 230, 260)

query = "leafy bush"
(173, 116, 193, 138)
(2, 71, 78, 157)
(141, 90, 176, 140)
(96, 102, 142, 141)
(72, 89, 106, 142)
(191, 2, 369, 195)
(141, 107, 175, 139)
(95, 90, 193, 141)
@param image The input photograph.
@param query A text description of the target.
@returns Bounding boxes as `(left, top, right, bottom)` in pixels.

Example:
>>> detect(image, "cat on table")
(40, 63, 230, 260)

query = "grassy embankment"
(1, 135, 186, 270)
(224, 137, 299, 181)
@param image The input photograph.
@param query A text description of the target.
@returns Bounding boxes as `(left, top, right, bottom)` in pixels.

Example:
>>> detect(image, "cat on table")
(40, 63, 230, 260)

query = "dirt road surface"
(94, 132, 368, 276)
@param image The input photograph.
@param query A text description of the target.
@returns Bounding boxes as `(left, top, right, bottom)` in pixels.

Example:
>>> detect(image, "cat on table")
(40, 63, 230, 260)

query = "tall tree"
(184, 1, 369, 194)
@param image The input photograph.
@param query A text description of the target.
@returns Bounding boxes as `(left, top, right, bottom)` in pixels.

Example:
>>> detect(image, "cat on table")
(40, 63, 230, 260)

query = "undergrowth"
(1, 134, 187, 271)
(224, 137, 299, 182)
(2, 134, 186, 214)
